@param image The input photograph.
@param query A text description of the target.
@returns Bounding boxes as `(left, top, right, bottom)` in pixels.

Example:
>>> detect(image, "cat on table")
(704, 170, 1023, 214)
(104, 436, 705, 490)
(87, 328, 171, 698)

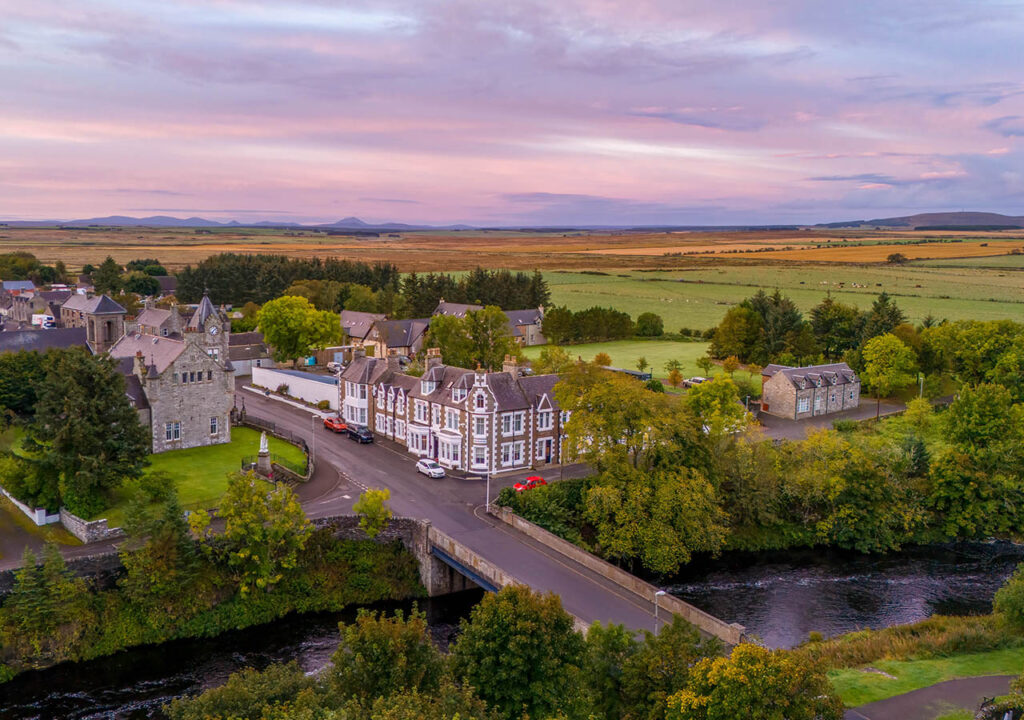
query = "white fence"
(0, 486, 61, 526)
(251, 367, 338, 410)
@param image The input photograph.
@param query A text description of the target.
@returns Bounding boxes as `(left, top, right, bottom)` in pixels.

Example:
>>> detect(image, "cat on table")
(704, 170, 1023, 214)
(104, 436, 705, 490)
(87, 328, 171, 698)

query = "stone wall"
(0, 550, 122, 597)
(59, 508, 126, 544)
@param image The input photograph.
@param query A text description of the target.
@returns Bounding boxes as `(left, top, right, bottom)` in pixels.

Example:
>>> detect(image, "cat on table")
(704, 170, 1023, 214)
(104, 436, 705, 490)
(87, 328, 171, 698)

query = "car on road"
(327, 361, 343, 373)
(346, 425, 374, 443)
(323, 416, 347, 433)
(513, 476, 547, 492)
(416, 459, 446, 478)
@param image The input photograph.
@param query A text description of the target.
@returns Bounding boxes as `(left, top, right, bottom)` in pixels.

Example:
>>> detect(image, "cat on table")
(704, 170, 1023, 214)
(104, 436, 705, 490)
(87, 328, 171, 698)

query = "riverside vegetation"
(0, 474, 421, 683)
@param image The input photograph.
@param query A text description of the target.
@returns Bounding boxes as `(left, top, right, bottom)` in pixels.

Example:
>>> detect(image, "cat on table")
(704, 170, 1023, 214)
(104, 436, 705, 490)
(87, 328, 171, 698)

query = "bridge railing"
(489, 505, 745, 645)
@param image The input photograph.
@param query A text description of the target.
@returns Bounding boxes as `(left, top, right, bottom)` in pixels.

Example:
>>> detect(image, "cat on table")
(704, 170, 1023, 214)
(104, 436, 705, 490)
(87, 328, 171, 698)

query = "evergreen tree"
(92, 255, 124, 294)
(861, 292, 906, 342)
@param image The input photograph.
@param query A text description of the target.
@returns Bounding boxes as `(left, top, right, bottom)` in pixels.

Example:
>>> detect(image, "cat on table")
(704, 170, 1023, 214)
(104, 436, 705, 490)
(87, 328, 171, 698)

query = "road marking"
(341, 494, 351, 499)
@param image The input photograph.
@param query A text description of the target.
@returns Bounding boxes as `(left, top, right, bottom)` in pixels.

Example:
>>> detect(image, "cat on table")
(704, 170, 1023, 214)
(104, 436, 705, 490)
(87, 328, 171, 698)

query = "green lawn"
(98, 427, 306, 527)
(544, 265, 1024, 331)
(828, 647, 1024, 707)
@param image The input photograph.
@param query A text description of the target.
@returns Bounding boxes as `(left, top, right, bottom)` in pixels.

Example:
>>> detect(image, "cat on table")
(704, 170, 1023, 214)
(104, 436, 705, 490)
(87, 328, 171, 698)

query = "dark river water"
(3, 543, 1023, 718)
(667, 541, 1024, 649)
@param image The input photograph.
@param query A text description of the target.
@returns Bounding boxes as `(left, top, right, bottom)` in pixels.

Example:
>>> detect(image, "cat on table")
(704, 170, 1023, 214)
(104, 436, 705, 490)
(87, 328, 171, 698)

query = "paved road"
(757, 400, 906, 441)
(237, 383, 680, 633)
(844, 675, 1015, 720)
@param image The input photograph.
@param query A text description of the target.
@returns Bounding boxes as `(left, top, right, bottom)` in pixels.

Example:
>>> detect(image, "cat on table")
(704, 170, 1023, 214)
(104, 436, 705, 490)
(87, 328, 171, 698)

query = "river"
(3, 543, 1023, 717)
(667, 541, 1024, 648)
(0, 590, 485, 720)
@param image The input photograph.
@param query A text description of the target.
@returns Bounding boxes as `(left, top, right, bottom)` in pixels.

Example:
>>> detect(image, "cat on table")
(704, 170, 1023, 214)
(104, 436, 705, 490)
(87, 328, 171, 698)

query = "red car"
(513, 476, 547, 492)
(323, 416, 347, 433)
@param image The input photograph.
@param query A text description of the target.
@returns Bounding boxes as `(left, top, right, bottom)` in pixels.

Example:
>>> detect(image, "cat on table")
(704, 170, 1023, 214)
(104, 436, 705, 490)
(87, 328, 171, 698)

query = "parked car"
(416, 459, 446, 478)
(326, 361, 343, 373)
(513, 476, 547, 492)
(685, 376, 709, 387)
(346, 425, 374, 443)
(323, 416, 347, 433)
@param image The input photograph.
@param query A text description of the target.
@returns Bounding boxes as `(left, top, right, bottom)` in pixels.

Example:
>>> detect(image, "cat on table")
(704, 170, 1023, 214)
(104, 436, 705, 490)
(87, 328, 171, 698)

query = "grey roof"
(155, 276, 177, 295)
(2, 280, 35, 292)
(767, 362, 859, 390)
(136, 307, 173, 328)
(0, 328, 88, 354)
(433, 302, 482, 318)
(187, 294, 218, 330)
(340, 355, 390, 385)
(341, 310, 386, 340)
(504, 308, 543, 326)
(270, 368, 339, 386)
(37, 290, 72, 304)
(62, 294, 126, 314)
(124, 374, 150, 410)
(228, 331, 270, 362)
(518, 374, 560, 406)
(486, 372, 530, 410)
(373, 318, 429, 348)
(229, 331, 265, 346)
(108, 333, 185, 374)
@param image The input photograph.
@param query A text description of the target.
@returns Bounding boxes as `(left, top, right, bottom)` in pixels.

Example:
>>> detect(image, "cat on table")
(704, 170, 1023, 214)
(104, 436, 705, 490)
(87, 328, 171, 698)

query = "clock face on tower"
(209, 326, 219, 335)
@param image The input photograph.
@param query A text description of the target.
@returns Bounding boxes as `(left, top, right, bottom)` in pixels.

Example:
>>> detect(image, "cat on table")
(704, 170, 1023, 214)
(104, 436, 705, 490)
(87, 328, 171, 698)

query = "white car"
(416, 459, 446, 478)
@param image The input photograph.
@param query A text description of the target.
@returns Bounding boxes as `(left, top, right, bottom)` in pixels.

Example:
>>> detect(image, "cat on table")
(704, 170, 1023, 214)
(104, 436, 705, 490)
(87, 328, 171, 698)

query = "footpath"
(844, 675, 1015, 720)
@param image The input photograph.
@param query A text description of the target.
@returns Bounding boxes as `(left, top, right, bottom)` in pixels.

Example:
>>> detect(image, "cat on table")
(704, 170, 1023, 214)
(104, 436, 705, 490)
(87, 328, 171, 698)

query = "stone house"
(433, 301, 546, 346)
(109, 295, 235, 453)
(10, 290, 71, 325)
(341, 310, 386, 348)
(365, 318, 430, 358)
(60, 294, 126, 354)
(760, 362, 860, 420)
(228, 331, 276, 376)
(340, 348, 566, 474)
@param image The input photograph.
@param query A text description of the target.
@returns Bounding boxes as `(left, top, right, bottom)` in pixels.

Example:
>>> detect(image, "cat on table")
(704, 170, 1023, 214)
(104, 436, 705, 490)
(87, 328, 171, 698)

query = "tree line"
(503, 322, 1024, 575)
(162, 583, 843, 720)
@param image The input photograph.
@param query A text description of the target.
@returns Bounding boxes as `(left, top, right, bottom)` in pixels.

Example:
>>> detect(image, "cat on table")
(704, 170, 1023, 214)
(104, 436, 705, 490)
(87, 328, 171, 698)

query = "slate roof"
(228, 331, 270, 362)
(765, 362, 858, 390)
(108, 333, 185, 374)
(504, 308, 544, 327)
(136, 307, 173, 328)
(2, 280, 35, 292)
(0, 328, 88, 354)
(372, 318, 429, 348)
(187, 294, 218, 330)
(518, 374, 559, 404)
(341, 310, 386, 340)
(124, 374, 150, 410)
(155, 276, 177, 295)
(229, 331, 265, 346)
(62, 294, 126, 314)
(340, 355, 390, 385)
(37, 290, 72, 304)
(433, 302, 482, 318)
(486, 372, 530, 410)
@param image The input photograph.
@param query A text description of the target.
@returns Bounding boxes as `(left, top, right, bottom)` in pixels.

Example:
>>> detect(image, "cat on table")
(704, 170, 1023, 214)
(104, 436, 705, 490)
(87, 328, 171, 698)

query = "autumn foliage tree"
(256, 295, 342, 365)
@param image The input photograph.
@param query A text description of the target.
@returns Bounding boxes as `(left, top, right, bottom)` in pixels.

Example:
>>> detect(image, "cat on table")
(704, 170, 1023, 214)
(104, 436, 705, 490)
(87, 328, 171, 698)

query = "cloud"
(630, 108, 767, 131)
(984, 116, 1024, 137)
(359, 197, 420, 204)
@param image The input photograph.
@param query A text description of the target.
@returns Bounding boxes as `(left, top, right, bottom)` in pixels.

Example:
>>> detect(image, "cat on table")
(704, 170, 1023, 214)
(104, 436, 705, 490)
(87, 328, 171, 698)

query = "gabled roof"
(373, 318, 429, 348)
(2, 280, 35, 292)
(486, 372, 530, 410)
(137, 307, 173, 328)
(340, 355, 391, 385)
(767, 362, 859, 390)
(155, 276, 177, 295)
(229, 331, 265, 346)
(108, 333, 186, 374)
(187, 294, 218, 330)
(518, 374, 560, 407)
(341, 310, 386, 340)
(62, 294, 126, 314)
(0, 328, 88, 354)
(434, 302, 482, 318)
(504, 308, 544, 326)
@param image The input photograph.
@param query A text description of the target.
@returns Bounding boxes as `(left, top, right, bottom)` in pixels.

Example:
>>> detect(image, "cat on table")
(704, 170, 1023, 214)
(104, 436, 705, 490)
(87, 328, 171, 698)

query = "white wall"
(252, 367, 338, 410)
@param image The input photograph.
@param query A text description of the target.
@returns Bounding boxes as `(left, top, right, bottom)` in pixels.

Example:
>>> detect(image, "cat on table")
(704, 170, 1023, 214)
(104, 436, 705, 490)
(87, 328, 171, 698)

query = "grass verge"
(828, 646, 1024, 707)
(0, 495, 82, 549)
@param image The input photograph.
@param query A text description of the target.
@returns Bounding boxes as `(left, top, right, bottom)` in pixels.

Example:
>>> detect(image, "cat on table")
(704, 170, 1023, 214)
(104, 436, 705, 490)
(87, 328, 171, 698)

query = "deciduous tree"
(353, 488, 393, 539)
(257, 295, 343, 365)
(861, 333, 917, 418)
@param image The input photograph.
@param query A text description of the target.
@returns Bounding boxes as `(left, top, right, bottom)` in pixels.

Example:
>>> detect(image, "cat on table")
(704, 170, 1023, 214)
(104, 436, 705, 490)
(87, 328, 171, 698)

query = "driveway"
(757, 399, 906, 441)
(844, 675, 1015, 720)
(0, 501, 45, 566)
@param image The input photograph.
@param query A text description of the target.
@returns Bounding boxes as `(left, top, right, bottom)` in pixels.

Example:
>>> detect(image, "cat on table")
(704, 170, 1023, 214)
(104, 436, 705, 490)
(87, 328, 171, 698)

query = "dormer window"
(453, 388, 467, 402)
(421, 380, 437, 394)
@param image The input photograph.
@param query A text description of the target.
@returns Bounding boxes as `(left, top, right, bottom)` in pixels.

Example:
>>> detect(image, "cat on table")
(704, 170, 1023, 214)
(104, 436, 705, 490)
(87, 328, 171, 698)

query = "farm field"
(915, 254, 1024, 269)
(544, 266, 1024, 331)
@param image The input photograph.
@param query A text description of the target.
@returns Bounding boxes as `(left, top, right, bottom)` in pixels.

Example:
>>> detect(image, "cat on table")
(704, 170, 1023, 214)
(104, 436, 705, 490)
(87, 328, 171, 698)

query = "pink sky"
(1, 0, 1023, 225)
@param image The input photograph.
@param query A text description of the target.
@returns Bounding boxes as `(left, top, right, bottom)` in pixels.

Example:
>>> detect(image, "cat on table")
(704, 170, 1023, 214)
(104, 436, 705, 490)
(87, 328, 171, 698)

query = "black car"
(346, 425, 374, 443)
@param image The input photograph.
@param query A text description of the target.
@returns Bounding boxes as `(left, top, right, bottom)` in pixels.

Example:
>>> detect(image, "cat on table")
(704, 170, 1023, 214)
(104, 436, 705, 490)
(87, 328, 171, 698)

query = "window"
(445, 408, 459, 431)
(503, 412, 524, 435)
(358, 385, 367, 400)
(537, 410, 553, 430)
(173, 373, 178, 383)
(512, 441, 523, 464)
(255, 359, 262, 368)
(473, 445, 487, 466)
(189, 371, 196, 383)
(181, 372, 188, 384)
(165, 421, 181, 441)
(357, 407, 367, 425)
(414, 401, 428, 423)
(207, 370, 212, 381)
(501, 443, 511, 465)
(475, 393, 485, 410)
(453, 388, 467, 402)
(849, 390, 855, 400)
(162, 328, 168, 337)
(396, 420, 406, 439)
(421, 380, 437, 394)
(396, 396, 405, 414)
(210, 416, 218, 435)
(474, 416, 486, 436)
(208, 348, 219, 360)
(830, 392, 836, 403)
(431, 406, 440, 426)
(376, 412, 385, 429)
(797, 397, 810, 413)
(377, 392, 385, 409)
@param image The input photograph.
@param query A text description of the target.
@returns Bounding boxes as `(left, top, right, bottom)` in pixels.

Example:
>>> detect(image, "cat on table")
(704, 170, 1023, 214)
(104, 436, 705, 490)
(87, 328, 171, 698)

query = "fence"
(241, 453, 307, 476)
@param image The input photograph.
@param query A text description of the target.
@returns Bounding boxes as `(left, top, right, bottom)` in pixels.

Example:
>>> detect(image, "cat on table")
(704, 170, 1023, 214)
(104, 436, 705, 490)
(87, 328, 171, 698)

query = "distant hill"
(820, 211, 1024, 229)
(0, 215, 476, 230)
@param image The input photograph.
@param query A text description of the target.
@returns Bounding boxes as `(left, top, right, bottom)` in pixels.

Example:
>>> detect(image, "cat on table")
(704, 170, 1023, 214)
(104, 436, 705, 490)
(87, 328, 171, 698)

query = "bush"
(636, 312, 664, 337)
(316, 400, 331, 411)
(832, 419, 859, 432)
(995, 564, 1024, 631)
(276, 384, 289, 395)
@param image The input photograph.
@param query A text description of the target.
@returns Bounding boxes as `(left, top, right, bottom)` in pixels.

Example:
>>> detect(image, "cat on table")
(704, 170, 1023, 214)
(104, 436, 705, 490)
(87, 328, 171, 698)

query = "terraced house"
(760, 362, 860, 420)
(339, 348, 566, 474)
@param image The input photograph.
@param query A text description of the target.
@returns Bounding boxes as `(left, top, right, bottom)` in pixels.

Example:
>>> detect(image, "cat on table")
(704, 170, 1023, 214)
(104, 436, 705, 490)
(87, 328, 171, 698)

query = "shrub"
(316, 400, 331, 411)
(995, 564, 1024, 631)
(832, 419, 859, 432)
(636, 312, 664, 337)
(594, 352, 612, 366)
(276, 384, 289, 395)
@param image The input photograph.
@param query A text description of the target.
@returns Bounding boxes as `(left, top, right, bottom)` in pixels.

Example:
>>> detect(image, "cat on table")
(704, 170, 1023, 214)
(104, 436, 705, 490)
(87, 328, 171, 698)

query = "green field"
(522, 339, 759, 392)
(544, 265, 1024, 331)
(99, 427, 305, 527)
(915, 254, 1024, 269)
(828, 646, 1024, 707)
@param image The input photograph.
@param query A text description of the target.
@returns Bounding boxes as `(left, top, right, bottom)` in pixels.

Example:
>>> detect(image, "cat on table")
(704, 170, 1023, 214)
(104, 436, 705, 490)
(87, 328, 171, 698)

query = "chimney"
(133, 350, 146, 378)
(426, 346, 443, 370)
(387, 348, 401, 372)
(502, 354, 519, 375)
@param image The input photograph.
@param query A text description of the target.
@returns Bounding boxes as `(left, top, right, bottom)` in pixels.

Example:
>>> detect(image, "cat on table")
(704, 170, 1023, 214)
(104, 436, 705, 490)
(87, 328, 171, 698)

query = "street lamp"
(485, 466, 491, 512)
(654, 590, 666, 634)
